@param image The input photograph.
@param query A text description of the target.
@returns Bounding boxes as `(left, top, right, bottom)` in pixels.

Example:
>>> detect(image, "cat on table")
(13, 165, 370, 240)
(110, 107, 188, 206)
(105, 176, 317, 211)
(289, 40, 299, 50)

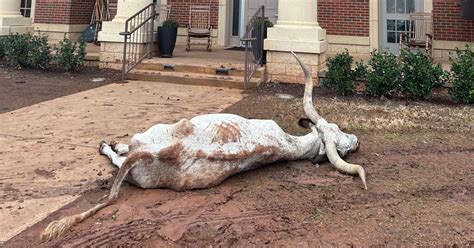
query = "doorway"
(381, 0, 422, 54)
(228, 0, 278, 47)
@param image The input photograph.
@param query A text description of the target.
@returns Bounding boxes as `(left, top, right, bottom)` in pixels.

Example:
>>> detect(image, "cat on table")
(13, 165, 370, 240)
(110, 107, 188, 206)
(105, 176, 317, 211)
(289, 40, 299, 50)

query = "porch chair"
(186, 5, 212, 52)
(399, 12, 433, 56)
(155, 4, 172, 26)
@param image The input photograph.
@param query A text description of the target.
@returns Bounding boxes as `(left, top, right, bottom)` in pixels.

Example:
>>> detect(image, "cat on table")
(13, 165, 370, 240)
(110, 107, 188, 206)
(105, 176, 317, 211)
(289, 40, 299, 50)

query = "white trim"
(327, 35, 370, 45)
(217, 0, 230, 46)
(423, 0, 433, 13)
(239, 0, 246, 45)
(33, 23, 89, 32)
(433, 40, 474, 50)
(31, 0, 36, 22)
(369, 0, 379, 51)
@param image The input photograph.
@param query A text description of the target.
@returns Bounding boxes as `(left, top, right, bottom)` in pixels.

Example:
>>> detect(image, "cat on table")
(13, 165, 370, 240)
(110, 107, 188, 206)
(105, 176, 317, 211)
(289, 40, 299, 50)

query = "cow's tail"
(40, 152, 153, 242)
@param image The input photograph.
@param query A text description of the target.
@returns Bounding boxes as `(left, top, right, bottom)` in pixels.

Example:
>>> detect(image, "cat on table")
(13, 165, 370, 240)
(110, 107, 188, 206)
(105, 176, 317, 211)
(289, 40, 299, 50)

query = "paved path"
(0, 81, 243, 242)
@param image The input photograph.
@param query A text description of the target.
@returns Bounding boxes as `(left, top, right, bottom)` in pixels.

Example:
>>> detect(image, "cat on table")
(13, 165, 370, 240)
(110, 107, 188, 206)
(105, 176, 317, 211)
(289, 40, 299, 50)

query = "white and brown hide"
(40, 52, 366, 242)
(117, 113, 356, 190)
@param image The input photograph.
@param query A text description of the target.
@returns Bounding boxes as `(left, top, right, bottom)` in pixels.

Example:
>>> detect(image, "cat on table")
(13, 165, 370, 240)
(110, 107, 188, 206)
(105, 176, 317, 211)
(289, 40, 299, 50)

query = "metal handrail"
(120, 3, 157, 81)
(241, 6, 265, 89)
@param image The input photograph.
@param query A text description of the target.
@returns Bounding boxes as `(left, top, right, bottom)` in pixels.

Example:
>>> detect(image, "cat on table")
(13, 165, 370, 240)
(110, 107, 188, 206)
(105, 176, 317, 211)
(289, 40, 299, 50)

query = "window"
(386, 19, 409, 43)
(386, 0, 415, 14)
(385, 0, 416, 44)
(20, 0, 32, 18)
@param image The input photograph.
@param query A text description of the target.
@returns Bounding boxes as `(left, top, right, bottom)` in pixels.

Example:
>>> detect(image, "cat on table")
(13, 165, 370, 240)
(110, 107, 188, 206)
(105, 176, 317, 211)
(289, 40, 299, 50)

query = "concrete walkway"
(0, 81, 243, 242)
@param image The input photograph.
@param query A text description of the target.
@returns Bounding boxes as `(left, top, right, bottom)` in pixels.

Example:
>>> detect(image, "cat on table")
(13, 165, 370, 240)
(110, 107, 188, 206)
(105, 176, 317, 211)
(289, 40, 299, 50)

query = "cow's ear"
(298, 118, 314, 129)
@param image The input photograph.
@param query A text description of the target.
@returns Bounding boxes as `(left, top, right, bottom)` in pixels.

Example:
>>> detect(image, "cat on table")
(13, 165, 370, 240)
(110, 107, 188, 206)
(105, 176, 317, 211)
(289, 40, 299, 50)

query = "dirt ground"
(2, 73, 473, 246)
(0, 61, 120, 114)
(0, 66, 243, 243)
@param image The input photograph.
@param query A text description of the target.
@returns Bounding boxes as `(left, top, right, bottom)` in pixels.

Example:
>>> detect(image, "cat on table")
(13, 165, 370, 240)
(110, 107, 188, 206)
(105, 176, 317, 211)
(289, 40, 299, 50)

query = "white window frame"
(20, 0, 36, 20)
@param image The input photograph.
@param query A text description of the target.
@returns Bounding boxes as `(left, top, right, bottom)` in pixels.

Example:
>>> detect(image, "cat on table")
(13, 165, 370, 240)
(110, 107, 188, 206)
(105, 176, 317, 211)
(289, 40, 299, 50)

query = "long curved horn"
(291, 51, 367, 190)
(40, 152, 153, 242)
(291, 51, 322, 124)
(325, 142, 367, 190)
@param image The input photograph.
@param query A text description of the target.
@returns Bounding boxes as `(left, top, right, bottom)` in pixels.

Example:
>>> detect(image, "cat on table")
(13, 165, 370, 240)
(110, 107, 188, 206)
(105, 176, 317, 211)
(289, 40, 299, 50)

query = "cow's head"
(299, 117, 359, 153)
(292, 52, 366, 190)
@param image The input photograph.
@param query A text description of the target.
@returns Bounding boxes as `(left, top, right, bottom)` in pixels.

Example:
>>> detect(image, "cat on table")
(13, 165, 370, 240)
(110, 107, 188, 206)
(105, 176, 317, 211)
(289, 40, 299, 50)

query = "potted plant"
(157, 19, 179, 58)
(252, 18, 273, 64)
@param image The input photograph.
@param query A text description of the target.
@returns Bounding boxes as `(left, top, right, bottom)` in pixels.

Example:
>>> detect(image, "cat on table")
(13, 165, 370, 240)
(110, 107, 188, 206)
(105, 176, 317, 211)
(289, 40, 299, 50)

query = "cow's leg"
(110, 141, 129, 155)
(99, 141, 126, 168)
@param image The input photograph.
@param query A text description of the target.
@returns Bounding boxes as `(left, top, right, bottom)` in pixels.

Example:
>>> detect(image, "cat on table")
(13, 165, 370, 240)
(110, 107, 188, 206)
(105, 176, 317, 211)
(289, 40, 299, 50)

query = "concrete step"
(85, 53, 100, 61)
(85, 43, 100, 62)
(135, 61, 264, 79)
(127, 69, 262, 89)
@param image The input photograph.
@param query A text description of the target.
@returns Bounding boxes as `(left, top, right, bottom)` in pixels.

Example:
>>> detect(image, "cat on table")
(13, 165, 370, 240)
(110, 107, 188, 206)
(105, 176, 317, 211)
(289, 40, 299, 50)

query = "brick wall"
(318, 0, 370, 37)
(167, 0, 219, 28)
(433, 0, 473, 42)
(35, 0, 95, 25)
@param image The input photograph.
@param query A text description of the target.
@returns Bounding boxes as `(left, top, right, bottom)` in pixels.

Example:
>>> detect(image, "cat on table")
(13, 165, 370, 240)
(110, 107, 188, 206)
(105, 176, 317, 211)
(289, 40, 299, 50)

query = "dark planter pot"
(157, 26, 178, 58)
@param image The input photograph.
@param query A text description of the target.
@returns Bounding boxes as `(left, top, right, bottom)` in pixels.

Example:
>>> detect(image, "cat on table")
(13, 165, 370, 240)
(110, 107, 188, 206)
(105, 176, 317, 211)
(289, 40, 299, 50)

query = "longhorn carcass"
(41, 52, 366, 241)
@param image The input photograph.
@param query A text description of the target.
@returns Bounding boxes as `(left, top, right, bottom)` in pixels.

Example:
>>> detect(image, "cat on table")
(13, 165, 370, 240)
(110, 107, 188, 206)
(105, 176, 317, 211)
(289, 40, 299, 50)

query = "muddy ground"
(0, 61, 120, 114)
(3, 77, 474, 246)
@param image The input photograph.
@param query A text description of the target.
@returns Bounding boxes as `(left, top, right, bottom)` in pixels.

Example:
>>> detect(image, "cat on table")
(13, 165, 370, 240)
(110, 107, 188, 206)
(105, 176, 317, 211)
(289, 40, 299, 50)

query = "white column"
(98, 0, 153, 42)
(217, 0, 230, 46)
(264, 0, 327, 54)
(264, 0, 327, 84)
(0, 0, 33, 36)
(369, 0, 379, 51)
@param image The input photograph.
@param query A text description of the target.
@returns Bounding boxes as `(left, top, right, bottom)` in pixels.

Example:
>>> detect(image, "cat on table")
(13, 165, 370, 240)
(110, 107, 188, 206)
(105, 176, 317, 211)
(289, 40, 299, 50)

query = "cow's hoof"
(311, 154, 325, 165)
(110, 140, 118, 151)
(99, 140, 108, 155)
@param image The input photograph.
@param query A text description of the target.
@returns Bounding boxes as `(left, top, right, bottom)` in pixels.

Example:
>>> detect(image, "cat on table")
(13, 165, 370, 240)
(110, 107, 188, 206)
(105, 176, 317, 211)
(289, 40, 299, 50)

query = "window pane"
(387, 0, 396, 13)
(397, 20, 406, 31)
(407, 0, 415, 13)
(388, 32, 396, 43)
(21, 0, 26, 8)
(25, 9, 31, 17)
(20, 9, 25, 16)
(396, 0, 406, 13)
(387, 20, 396, 31)
(231, 0, 240, 36)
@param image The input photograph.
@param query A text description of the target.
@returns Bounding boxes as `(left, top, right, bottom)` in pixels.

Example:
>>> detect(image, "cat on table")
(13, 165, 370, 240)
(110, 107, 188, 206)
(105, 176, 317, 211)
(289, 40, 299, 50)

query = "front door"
(228, 0, 278, 47)
(229, 0, 245, 46)
(381, 0, 422, 54)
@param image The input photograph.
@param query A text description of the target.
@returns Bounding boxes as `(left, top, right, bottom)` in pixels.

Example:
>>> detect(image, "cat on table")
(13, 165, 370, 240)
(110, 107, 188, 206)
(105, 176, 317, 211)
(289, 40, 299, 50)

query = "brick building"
(0, 0, 472, 60)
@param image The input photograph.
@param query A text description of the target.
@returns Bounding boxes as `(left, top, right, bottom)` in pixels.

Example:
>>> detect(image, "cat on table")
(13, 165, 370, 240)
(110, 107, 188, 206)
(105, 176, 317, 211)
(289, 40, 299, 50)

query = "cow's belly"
(125, 113, 309, 190)
(127, 152, 283, 190)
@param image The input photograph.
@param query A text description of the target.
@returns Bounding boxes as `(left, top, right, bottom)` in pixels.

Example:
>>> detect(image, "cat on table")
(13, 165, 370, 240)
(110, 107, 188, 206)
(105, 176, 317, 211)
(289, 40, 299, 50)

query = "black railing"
(120, 4, 156, 81)
(241, 6, 265, 89)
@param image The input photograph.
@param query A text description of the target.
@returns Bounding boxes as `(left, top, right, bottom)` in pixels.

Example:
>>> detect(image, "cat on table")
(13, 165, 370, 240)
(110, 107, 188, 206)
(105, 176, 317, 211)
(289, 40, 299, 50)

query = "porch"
(122, 44, 265, 90)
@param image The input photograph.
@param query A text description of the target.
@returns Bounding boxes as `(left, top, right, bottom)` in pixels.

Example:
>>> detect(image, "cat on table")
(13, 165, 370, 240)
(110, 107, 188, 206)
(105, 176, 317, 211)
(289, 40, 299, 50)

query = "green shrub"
(162, 19, 179, 28)
(29, 34, 53, 69)
(353, 60, 368, 81)
(2, 33, 52, 69)
(364, 51, 402, 97)
(322, 50, 356, 96)
(449, 45, 474, 104)
(399, 50, 444, 100)
(55, 36, 86, 71)
(0, 36, 5, 57)
(255, 18, 274, 28)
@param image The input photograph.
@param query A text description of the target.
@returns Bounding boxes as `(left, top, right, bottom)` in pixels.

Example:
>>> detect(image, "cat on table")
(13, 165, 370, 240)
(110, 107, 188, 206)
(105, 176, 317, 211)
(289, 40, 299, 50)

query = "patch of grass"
(311, 209, 325, 222)
(226, 85, 473, 137)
